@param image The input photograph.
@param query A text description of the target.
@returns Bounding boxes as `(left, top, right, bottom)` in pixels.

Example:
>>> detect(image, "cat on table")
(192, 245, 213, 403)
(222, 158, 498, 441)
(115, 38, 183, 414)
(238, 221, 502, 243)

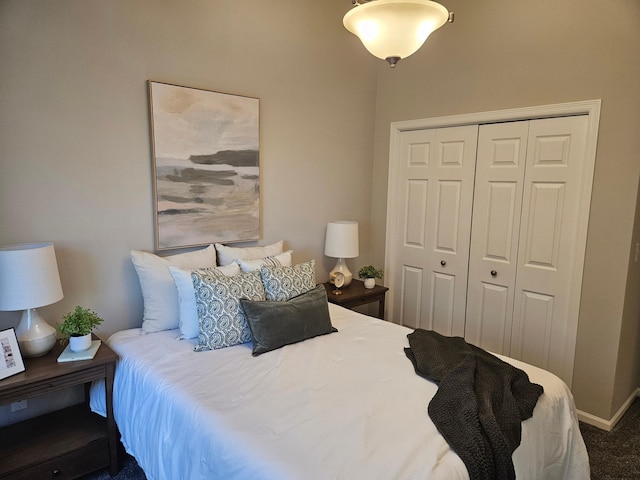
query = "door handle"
(440, 260, 446, 266)
(490, 270, 497, 277)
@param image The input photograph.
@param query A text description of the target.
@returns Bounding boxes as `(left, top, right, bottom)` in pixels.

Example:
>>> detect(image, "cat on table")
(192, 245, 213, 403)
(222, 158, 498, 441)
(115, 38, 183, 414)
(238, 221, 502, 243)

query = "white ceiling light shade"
(343, 0, 450, 67)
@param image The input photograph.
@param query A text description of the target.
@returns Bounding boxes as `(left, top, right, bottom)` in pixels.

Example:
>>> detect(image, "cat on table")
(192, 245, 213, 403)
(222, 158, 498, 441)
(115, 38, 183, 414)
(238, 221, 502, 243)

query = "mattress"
(90, 304, 589, 480)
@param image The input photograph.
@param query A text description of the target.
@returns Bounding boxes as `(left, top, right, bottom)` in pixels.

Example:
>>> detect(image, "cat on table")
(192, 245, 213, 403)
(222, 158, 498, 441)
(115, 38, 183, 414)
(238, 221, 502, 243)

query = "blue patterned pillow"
(191, 269, 265, 351)
(260, 259, 316, 301)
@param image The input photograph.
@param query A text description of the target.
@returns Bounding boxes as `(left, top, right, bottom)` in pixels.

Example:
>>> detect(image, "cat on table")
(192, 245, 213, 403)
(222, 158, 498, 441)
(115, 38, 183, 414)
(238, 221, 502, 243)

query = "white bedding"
(91, 304, 589, 480)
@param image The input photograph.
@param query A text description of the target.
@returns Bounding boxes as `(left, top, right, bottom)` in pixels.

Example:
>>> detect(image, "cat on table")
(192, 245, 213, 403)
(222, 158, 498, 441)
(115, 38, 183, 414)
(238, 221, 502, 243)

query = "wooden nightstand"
(323, 279, 389, 319)
(0, 337, 119, 479)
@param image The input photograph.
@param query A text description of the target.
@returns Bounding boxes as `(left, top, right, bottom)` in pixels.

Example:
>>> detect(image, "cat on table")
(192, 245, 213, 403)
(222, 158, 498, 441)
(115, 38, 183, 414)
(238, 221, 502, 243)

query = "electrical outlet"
(11, 400, 27, 412)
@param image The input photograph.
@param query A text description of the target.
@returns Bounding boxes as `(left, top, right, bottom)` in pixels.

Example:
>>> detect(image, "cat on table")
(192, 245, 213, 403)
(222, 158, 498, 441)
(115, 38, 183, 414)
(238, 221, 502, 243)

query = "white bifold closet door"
(465, 116, 588, 381)
(388, 114, 589, 384)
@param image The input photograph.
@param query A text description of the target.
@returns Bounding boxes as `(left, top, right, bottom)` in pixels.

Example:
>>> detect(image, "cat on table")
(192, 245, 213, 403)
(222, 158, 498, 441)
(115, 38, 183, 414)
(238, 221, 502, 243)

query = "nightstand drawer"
(323, 279, 389, 320)
(0, 405, 110, 479)
(3, 440, 109, 480)
(342, 295, 381, 308)
(0, 365, 107, 405)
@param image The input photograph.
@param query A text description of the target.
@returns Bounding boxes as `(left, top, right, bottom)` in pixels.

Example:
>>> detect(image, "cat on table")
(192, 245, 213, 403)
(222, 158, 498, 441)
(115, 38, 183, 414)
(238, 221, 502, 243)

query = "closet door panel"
(404, 180, 428, 248)
(390, 130, 433, 328)
(425, 126, 478, 336)
(522, 182, 565, 269)
(400, 266, 423, 329)
(476, 282, 510, 354)
(434, 180, 464, 253)
(510, 116, 589, 379)
(512, 290, 554, 370)
(391, 125, 478, 336)
(481, 182, 521, 261)
(465, 121, 529, 353)
(430, 272, 456, 334)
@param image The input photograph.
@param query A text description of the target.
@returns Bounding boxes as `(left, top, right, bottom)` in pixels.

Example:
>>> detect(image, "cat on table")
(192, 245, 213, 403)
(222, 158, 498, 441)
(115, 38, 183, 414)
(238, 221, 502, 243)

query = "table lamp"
(324, 220, 359, 287)
(0, 243, 64, 357)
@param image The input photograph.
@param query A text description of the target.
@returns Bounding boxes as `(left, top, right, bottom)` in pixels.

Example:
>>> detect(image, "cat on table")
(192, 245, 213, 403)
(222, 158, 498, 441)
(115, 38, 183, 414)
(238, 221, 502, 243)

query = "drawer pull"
(52, 468, 61, 476)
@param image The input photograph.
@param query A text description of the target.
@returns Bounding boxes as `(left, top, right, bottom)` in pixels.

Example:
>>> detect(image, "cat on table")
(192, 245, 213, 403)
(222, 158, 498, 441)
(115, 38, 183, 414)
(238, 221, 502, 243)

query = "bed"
(90, 302, 589, 480)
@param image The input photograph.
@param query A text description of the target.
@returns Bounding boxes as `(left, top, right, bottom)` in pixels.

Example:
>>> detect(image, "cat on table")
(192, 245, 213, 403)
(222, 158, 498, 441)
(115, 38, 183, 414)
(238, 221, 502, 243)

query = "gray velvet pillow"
(240, 284, 337, 356)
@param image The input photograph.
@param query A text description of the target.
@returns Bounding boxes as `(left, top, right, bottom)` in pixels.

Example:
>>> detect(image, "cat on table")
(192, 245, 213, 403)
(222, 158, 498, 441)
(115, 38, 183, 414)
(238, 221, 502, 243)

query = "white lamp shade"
(324, 221, 359, 259)
(343, 0, 449, 62)
(0, 243, 64, 311)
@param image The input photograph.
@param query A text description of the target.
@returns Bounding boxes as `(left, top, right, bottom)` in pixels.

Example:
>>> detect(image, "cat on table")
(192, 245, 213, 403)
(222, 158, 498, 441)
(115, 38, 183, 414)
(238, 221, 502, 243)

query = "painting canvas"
(149, 81, 260, 250)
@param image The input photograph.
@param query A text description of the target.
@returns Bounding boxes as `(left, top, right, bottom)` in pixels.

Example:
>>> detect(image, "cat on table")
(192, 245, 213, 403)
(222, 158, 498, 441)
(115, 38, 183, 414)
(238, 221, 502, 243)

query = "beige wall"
(615, 175, 640, 410)
(370, 0, 640, 419)
(0, 1, 377, 336)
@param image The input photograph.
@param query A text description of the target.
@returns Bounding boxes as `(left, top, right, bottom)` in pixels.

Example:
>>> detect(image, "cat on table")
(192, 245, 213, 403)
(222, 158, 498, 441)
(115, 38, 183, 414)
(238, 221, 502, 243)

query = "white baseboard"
(577, 388, 640, 431)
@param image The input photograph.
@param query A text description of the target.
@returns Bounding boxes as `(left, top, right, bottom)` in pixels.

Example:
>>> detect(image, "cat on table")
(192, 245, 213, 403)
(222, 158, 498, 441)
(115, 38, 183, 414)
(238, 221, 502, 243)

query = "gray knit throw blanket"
(405, 329, 544, 480)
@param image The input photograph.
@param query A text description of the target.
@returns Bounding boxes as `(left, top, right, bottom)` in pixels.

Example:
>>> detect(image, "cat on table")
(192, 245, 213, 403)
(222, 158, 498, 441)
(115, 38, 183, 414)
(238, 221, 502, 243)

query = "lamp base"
(15, 308, 57, 358)
(329, 258, 353, 287)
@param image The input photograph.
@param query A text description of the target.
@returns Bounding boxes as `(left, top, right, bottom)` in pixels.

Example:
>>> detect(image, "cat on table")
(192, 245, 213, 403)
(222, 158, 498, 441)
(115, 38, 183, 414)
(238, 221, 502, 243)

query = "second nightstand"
(323, 279, 389, 319)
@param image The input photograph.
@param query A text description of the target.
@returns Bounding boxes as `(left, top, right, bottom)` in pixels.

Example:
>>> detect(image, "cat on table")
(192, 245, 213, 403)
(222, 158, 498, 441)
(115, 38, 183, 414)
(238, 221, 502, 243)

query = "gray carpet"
(79, 454, 145, 480)
(83, 398, 640, 479)
(579, 397, 640, 480)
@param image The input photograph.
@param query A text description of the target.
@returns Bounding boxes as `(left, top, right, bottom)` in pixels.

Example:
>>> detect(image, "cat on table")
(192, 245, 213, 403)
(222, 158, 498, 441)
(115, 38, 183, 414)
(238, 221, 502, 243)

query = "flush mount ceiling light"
(343, 0, 453, 68)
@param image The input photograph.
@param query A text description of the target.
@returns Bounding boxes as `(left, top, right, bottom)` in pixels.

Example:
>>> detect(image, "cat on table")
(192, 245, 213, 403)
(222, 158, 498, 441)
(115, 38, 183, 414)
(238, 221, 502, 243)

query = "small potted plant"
(358, 265, 384, 289)
(58, 306, 103, 352)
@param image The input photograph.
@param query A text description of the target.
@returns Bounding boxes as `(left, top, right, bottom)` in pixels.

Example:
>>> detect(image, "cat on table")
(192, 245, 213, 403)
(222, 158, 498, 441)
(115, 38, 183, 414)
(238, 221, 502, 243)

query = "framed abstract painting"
(148, 81, 260, 250)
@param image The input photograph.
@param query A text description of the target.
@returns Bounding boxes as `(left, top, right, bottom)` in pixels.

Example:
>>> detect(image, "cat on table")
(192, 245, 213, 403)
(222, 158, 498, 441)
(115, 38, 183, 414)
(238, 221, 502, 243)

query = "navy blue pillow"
(240, 285, 337, 356)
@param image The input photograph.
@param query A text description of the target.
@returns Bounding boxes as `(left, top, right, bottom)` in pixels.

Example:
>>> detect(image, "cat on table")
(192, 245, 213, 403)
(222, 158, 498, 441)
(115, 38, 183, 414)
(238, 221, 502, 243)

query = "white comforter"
(91, 304, 589, 480)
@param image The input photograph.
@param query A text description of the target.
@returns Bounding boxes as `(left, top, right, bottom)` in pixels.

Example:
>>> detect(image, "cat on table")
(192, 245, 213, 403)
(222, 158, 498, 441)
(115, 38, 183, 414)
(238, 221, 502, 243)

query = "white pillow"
(215, 240, 284, 266)
(169, 263, 240, 340)
(131, 245, 217, 334)
(236, 250, 293, 273)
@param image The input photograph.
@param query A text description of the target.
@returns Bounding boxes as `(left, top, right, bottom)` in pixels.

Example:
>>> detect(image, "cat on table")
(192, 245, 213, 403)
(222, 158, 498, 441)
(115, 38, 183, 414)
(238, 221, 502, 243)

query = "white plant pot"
(69, 333, 92, 352)
(364, 278, 376, 289)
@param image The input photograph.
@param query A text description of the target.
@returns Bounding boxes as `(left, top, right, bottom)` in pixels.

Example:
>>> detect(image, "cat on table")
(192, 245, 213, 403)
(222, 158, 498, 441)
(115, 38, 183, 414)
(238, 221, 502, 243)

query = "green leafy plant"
(57, 306, 103, 342)
(358, 265, 384, 279)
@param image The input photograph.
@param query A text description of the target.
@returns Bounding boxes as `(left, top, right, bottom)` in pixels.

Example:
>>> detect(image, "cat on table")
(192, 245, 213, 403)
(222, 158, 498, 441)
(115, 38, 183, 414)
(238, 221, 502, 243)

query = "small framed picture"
(0, 328, 25, 381)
